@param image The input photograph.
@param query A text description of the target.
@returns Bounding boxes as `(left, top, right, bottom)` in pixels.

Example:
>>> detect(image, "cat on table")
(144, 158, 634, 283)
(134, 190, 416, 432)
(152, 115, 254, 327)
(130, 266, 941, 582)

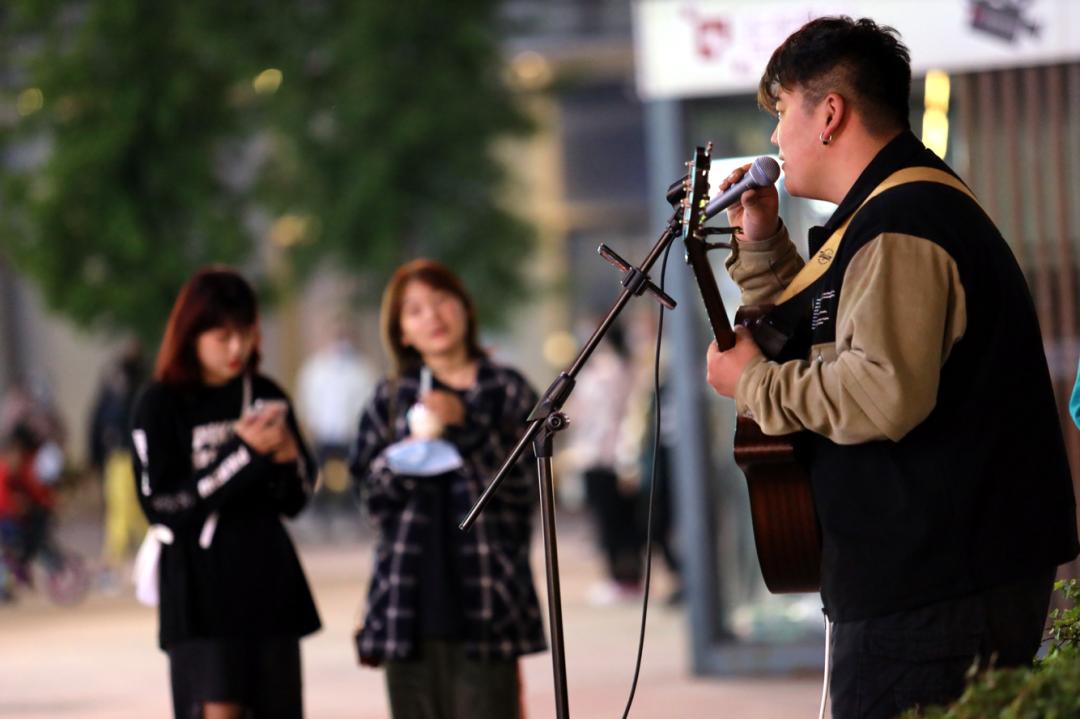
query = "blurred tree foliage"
(0, 1, 534, 342)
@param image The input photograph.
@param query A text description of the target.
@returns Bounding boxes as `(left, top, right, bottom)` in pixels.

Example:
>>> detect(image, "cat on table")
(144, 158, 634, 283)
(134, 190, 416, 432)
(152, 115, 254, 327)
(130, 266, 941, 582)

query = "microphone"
(703, 156, 781, 220)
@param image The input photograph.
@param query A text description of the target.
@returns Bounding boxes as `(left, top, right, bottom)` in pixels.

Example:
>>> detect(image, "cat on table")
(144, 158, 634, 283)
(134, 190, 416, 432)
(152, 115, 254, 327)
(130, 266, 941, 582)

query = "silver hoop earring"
(820, 132, 833, 146)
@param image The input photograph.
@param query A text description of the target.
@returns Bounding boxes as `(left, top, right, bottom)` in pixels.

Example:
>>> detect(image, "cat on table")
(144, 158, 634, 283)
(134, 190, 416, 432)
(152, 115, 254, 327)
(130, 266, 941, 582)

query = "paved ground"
(0, 511, 822, 718)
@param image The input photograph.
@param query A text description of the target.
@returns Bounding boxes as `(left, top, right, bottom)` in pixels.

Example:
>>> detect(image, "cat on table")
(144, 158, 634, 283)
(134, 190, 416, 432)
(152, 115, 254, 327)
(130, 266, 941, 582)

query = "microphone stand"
(459, 206, 685, 719)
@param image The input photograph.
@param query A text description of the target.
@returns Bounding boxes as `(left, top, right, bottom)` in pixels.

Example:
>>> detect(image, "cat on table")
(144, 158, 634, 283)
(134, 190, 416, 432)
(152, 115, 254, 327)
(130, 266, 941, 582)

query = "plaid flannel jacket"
(349, 359, 547, 663)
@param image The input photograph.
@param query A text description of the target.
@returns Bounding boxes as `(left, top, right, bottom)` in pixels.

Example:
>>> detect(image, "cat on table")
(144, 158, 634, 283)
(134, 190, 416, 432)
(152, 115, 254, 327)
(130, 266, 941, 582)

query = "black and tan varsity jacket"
(726, 130, 1079, 621)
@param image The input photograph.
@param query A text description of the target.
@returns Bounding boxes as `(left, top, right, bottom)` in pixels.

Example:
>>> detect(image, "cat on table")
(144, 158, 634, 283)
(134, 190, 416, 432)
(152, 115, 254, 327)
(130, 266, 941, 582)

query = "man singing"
(704, 16, 1078, 719)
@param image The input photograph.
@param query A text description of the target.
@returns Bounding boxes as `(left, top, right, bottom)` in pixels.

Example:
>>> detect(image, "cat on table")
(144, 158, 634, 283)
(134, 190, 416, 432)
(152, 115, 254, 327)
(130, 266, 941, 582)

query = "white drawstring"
(819, 610, 833, 719)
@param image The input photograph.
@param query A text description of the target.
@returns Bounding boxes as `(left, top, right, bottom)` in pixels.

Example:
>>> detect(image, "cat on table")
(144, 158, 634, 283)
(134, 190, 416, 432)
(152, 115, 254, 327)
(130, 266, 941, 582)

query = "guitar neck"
(684, 235, 736, 351)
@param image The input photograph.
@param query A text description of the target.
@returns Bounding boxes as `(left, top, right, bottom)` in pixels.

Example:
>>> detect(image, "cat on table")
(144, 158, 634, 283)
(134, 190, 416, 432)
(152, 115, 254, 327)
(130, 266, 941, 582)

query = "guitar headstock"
(679, 142, 736, 349)
(679, 144, 712, 249)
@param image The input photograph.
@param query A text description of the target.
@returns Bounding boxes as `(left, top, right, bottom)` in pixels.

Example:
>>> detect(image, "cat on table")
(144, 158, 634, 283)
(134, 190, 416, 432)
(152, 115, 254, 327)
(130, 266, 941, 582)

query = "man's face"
(770, 86, 827, 200)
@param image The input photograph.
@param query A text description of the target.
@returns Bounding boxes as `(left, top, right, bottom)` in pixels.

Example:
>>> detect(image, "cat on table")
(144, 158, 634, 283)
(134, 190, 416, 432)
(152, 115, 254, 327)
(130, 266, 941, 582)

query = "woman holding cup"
(350, 258, 546, 719)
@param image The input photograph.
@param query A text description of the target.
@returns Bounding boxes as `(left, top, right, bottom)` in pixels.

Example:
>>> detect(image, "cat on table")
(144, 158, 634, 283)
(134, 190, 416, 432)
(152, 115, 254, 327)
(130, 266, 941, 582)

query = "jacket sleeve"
(734, 233, 967, 444)
(131, 386, 272, 530)
(724, 221, 805, 306)
(349, 379, 418, 521)
(265, 399, 318, 518)
(445, 369, 540, 514)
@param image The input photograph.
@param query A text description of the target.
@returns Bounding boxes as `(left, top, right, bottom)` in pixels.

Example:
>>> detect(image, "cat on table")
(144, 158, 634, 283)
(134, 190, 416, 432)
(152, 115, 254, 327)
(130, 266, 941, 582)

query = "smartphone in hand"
(246, 398, 288, 425)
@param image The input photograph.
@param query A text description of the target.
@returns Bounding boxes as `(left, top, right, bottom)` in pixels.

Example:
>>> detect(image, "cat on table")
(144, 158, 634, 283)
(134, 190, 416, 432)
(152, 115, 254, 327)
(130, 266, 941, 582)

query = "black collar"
(805, 130, 930, 253)
(823, 130, 928, 233)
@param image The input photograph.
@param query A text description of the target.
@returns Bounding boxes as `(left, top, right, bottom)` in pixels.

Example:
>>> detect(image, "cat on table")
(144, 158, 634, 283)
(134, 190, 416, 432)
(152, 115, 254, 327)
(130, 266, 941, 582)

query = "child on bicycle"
(0, 423, 55, 599)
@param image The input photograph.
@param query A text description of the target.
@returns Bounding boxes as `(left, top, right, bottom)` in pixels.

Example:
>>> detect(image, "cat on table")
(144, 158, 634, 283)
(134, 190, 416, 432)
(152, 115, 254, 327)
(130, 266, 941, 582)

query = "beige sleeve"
(724, 221, 805, 306)
(733, 233, 967, 444)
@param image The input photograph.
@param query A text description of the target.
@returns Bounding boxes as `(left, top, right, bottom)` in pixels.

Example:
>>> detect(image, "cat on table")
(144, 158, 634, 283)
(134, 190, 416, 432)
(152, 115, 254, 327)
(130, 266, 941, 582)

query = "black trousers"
(638, 443, 680, 578)
(583, 467, 643, 584)
(830, 567, 1056, 719)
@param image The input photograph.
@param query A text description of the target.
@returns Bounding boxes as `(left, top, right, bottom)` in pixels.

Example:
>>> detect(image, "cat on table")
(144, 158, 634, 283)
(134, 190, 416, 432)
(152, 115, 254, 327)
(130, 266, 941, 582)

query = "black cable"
(620, 239, 674, 719)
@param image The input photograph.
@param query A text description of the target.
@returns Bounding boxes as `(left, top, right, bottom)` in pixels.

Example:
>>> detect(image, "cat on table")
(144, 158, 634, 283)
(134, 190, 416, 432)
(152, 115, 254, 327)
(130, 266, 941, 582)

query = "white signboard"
(633, 0, 1080, 100)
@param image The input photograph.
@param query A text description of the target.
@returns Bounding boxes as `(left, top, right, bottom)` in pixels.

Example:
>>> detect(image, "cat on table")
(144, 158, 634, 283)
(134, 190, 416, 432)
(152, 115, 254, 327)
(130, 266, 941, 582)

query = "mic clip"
(597, 243, 677, 310)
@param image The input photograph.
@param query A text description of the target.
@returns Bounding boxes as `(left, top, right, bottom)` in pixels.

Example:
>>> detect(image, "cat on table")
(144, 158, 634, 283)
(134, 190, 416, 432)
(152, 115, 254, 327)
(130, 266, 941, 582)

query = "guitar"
(679, 145, 821, 594)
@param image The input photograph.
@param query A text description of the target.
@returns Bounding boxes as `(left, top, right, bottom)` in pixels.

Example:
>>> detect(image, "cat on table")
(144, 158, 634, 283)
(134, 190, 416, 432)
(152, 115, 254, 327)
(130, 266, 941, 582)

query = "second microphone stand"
(459, 205, 686, 719)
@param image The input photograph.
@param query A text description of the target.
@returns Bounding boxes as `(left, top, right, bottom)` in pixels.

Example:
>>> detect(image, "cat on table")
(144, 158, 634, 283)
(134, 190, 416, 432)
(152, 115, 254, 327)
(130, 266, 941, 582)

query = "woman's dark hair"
(380, 258, 486, 377)
(154, 267, 261, 385)
(758, 16, 912, 136)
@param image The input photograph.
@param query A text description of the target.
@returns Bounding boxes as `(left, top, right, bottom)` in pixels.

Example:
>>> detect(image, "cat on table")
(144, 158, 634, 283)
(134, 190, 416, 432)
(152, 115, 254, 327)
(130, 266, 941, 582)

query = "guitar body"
(733, 306, 821, 594)
(677, 147, 821, 594)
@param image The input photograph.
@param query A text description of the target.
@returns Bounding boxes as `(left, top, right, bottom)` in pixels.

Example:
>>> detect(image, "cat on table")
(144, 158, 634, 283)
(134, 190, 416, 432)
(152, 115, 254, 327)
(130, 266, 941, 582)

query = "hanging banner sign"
(633, 0, 1080, 100)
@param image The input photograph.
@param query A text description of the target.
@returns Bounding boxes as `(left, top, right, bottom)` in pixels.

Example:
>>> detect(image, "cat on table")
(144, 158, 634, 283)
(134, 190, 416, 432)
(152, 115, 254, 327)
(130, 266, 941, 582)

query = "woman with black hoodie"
(132, 267, 321, 719)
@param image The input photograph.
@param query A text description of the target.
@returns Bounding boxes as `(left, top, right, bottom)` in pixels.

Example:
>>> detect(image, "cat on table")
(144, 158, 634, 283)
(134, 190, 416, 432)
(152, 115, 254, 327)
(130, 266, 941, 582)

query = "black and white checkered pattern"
(350, 359, 547, 663)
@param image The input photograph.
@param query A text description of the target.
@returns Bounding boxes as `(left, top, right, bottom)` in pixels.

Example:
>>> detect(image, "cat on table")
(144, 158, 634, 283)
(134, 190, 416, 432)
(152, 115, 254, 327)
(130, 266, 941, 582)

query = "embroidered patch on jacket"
(811, 290, 836, 330)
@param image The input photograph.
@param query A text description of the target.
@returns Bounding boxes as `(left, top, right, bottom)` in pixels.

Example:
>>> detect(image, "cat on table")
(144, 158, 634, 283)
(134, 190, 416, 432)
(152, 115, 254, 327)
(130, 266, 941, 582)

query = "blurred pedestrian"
(88, 338, 148, 586)
(0, 423, 55, 601)
(0, 378, 67, 486)
(0, 379, 63, 443)
(131, 267, 321, 719)
(635, 378, 683, 606)
(563, 322, 644, 606)
(350, 258, 545, 719)
(296, 321, 375, 529)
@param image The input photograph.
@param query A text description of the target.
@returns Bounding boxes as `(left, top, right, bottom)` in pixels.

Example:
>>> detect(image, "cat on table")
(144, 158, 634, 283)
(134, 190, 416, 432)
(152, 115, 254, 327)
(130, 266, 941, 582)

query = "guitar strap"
(773, 167, 979, 306)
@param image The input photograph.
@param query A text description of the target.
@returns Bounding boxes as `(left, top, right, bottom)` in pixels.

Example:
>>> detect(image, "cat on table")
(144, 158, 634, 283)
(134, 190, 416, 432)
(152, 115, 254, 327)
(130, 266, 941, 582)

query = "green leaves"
(0, 0, 534, 341)
(1045, 579, 1080, 661)
(256, 2, 535, 320)
(1, 0, 256, 340)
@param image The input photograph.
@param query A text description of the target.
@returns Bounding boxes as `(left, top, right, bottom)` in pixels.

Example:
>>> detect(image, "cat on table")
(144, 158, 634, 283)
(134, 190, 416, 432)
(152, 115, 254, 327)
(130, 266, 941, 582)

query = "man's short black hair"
(758, 16, 912, 136)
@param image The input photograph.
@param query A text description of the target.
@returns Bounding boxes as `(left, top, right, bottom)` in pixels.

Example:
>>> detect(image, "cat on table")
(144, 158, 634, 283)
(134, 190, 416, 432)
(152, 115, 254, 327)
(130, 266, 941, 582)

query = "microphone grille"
(748, 156, 781, 186)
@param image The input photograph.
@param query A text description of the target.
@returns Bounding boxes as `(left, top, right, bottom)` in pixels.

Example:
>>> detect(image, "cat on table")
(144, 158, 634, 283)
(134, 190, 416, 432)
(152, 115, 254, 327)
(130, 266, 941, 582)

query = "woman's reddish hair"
(154, 267, 261, 385)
